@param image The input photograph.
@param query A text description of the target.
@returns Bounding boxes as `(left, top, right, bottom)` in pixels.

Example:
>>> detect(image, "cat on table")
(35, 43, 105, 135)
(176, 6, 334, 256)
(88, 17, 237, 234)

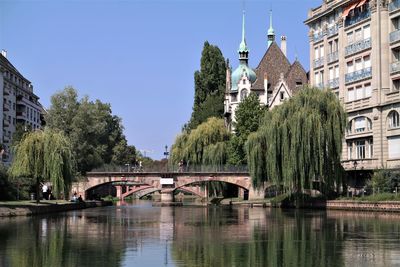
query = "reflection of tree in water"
(171, 208, 348, 267)
(0, 215, 125, 267)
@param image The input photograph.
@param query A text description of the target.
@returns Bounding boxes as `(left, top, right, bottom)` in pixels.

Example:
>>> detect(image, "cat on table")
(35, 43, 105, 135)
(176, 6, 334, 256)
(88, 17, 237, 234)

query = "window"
(348, 88, 355, 101)
(394, 79, 400, 91)
(369, 139, 373, 158)
(389, 110, 400, 129)
(240, 89, 248, 100)
(242, 79, 246, 84)
(320, 45, 324, 57)
(347, 32, 353, 44)
(231, 95, 237, 102)
(335, 65, 339, 78)
(314, 47, 319, 59)
(365, 83, 372, 97)
(355, 117, 366, 132)
(329, 67, 334, 80)
(356, 140, 366, 159)
(347, 61, 354, 73)
(363, 25, 370, 39)
(388, 136, 400, 159)
(364, 55, 371, 68)
(356, 85, 363, 99)
(355, 28, 362, 41)
(355, 58, 362, 71)
(347, 120, 353, 134)
(315, 72, 320, 84)
(280, 91, 285, 101)
(347, 142, 353, 160)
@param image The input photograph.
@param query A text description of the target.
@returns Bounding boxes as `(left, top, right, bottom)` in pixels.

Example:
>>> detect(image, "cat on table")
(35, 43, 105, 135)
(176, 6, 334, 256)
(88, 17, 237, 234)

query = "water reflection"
(0, 202, 399, 267)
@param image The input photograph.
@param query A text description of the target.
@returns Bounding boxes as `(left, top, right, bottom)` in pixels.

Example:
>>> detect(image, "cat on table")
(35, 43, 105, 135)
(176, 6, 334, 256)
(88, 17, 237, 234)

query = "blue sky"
(0, 0, 321, 159)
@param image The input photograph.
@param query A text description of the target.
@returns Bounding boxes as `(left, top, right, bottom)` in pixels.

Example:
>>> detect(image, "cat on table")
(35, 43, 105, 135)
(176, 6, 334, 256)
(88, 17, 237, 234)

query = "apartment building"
(0, 50, 44, 163)
(305, 0, 400, 186)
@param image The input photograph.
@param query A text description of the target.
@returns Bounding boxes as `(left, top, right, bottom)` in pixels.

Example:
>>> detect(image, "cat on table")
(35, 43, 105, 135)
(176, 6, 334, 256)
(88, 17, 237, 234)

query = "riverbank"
(227, 198, 400, 212)
(0, 200, 113, 217)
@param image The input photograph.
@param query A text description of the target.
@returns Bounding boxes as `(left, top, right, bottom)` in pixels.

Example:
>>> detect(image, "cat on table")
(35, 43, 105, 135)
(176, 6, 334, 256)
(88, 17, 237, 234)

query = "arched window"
(351, 116, 372, 133)
(240, 89, 248, 100)
(388, 110, 400, 129)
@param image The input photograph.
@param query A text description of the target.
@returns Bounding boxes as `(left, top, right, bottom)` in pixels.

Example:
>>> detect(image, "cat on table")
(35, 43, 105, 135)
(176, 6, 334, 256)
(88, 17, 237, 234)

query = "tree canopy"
(227, 93, 265, 166)
(246, 87, 347, 194)
(9, 129, 75, 200)
(170, 117, 229, 168)
(186, 41, 226, 130)
(45, 87, 136, 174)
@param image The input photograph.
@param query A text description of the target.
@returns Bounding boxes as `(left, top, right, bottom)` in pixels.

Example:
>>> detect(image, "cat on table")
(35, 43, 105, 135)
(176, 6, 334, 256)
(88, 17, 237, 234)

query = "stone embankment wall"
(0, 201, 112, 217)
(326, 200, 400, 212)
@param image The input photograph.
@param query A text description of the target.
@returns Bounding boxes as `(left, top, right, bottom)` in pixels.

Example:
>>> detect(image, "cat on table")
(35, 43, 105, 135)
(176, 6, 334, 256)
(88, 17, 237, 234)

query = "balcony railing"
(328, 78, 339, 88)
(389, 0, 400, 12)
(16, 111, 26, 118)
(3, 103, 10, 111)
(345, 38, 371, 56)
(345, 67, 372, 84)
(391, 60, 400, 73)
(327, 24, 338, 37)
(316, 83, 325, 89)
(327, 51, 339, 64)
(390, 29, 400, 43)
(313, 57, 324, 69)
(313, 32, 324, 43)
(344, 10, 371, 27)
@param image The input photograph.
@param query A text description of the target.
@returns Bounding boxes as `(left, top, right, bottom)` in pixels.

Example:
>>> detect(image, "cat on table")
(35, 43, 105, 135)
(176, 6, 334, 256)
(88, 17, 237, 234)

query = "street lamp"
(125, 163, 130, 172)
(352, 160, 358, 197)
(164, 145, 169, 172)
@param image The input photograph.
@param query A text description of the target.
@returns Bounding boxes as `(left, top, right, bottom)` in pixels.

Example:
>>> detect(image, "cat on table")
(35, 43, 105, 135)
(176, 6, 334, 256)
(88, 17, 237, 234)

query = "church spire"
(238, 10, 249, 64)
(267, 9, 275, 48)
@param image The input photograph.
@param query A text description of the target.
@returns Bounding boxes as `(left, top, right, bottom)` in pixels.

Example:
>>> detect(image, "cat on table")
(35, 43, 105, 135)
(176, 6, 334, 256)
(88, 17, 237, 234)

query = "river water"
(0, 200, 400, 267)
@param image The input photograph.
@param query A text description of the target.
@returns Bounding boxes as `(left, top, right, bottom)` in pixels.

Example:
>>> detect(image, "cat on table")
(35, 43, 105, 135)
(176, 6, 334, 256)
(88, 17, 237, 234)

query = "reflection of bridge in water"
(71, 171, 267, 202)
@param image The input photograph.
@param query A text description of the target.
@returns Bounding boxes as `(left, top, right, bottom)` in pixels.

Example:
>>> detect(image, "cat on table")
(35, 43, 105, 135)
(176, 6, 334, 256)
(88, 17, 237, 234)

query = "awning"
(356, 0, 367, 8)
(342, 1, 359, 18)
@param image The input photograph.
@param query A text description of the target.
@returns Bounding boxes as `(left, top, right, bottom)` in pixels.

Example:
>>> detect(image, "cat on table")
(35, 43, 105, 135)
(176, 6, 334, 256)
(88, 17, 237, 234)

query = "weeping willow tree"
(246, 87, 347, 195)
(9, 129, 75, 202)
(170, 117, 229, 168)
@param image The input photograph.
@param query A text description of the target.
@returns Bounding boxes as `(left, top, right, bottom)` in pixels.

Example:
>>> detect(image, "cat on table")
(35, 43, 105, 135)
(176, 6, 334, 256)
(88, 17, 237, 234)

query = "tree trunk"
(36, 176, 40, 204)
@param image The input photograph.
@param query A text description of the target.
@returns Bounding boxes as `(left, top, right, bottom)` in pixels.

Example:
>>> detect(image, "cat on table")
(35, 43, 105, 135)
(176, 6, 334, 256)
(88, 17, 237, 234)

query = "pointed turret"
(267, 9, 275, 48)
(238, 10, 249, 64)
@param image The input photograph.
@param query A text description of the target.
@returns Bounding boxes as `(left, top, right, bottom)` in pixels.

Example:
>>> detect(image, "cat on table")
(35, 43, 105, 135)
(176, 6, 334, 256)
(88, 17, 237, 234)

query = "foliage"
(186, 41, 226, 130)
(45, 87, 136, 174)
(11, 123, 31, 148)
(246, 87, 347, 195)
(228, 93, 265, 165)
(368, 169, 400, 193)
(170, 117, 230, 167)
(9, 129, 75, 200)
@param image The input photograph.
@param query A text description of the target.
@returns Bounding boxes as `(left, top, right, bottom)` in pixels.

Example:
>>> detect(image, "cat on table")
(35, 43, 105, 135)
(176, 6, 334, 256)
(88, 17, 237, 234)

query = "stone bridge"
(71, 171, 266, 201)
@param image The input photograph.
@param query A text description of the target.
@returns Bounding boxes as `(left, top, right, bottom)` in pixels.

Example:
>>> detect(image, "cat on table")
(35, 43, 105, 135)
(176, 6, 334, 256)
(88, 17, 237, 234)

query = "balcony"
(344, 10, 371, 28)
(327, 24, 338, 37)
(16, 111, 26, 118)
(313, 32, 324, 43)
(345, 67, 372, 84)
(328, 78, 339, 88)
(3, 103, 10, 111)
(390, 29, 400, 44)
(313, 57, 324, 69)
(391, 60, 400, 74)
(3, 119, 9, 127)
(345, 38, 371, 57)
(327, 51, 339, 64)
(389, 0, 400, 12)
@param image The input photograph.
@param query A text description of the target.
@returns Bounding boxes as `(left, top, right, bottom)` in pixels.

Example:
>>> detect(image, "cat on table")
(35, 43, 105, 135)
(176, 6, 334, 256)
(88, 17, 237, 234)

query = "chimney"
(1, 49, 7, 58)
(280, 36, 287, 57)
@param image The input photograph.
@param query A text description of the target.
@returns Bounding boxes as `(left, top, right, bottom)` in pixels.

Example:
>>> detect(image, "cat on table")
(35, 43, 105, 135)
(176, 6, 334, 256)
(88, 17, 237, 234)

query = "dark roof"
(0, 53, 31, 83)
(284, 60, 308, 95)
(251, 42, 291, 91)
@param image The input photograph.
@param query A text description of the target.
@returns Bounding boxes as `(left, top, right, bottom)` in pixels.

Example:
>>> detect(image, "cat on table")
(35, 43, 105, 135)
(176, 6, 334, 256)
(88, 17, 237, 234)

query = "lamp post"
(125, 163, 130, 172)
(164, 145, 169, 172)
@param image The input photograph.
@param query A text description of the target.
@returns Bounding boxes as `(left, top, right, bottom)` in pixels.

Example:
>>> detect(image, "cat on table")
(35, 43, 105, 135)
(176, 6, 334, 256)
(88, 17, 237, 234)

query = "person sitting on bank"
(78, 195, 84, 203)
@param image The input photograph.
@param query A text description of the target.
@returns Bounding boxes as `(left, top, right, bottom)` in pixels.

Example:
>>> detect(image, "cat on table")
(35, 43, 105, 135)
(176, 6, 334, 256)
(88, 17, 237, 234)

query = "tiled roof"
(0, 53, 30, 83)
(251, 42, 291, 91)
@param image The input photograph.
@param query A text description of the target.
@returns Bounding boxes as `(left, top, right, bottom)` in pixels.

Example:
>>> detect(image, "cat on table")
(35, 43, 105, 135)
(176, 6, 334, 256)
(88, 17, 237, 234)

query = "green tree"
(46, 87, 134, 174)
(9, 129, 75, 202)
(246, 87, 347, 195)
(170, 117, 229, 168)
(227, 93, 265, 166)
(187, 41, 226, 130)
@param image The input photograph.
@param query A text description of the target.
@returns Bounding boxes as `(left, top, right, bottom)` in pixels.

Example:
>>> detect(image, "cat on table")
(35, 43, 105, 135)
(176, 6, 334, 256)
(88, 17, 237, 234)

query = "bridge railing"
(90, 164, 249, 173)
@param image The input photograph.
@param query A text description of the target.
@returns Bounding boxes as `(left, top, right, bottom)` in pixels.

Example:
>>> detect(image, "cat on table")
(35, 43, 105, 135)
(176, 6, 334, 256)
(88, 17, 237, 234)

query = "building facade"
(0, 50, 44, 163)
(224, 12, 308, 131)
(305, 0, 400, 186)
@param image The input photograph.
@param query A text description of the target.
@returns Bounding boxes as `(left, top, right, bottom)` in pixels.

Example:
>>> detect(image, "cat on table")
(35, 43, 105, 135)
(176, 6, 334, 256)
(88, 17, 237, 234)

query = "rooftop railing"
(389, 0, 400, 12)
